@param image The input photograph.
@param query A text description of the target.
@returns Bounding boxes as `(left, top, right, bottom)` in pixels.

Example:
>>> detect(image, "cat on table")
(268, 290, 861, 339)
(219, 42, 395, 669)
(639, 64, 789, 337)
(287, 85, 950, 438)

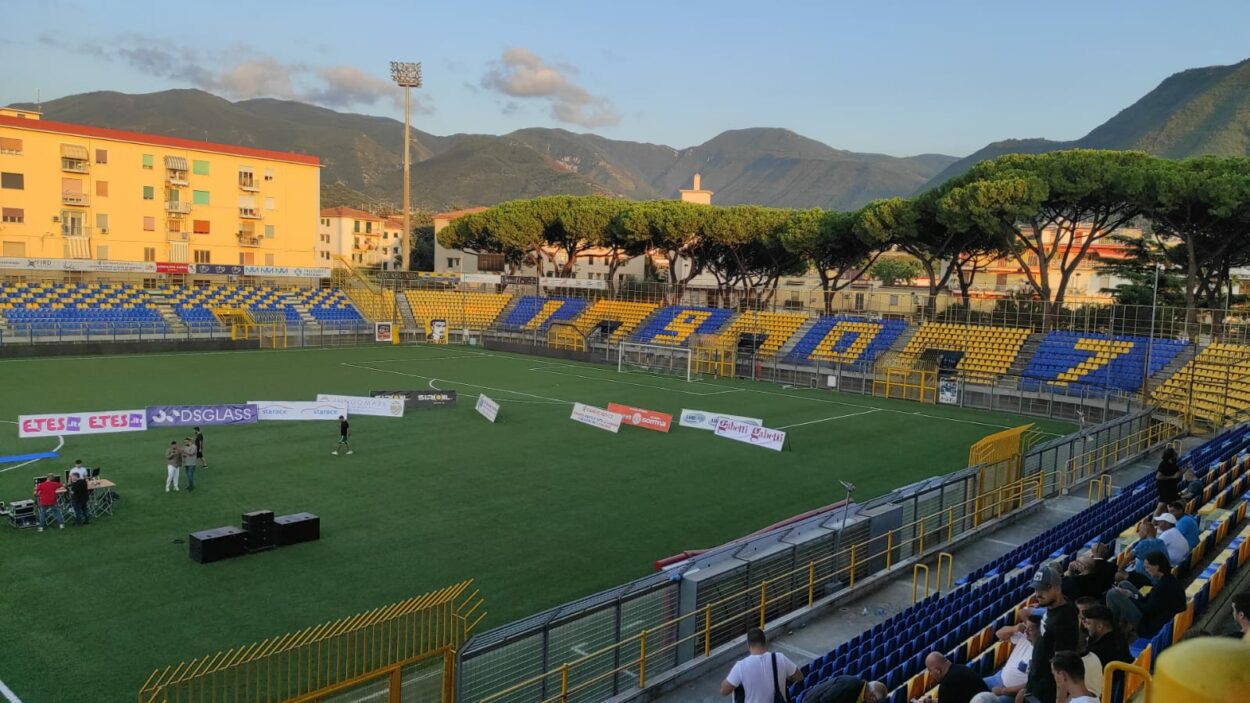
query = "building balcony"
(167, 172, 189, 186)
(165, 201, 193, 214)
(61, 159, 89, 174)
(62, 192, 90, 206)
(238, 180, 260, 192)
(61, 226, 92, 239)
(237, 233, 262, 247)
(239, 208, 263, 220)
(167, 231, 190, 242)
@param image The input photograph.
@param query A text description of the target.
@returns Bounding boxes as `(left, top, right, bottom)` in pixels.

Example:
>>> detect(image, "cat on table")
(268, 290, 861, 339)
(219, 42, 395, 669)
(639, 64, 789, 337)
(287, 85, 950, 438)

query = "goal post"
(618, 342, 695, 382)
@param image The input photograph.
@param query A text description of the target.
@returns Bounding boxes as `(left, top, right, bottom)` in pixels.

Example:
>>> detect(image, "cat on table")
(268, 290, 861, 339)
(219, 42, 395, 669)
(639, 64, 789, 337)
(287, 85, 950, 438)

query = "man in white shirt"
(720, 628, 802, 703)
(1152, 513, 1189, 566)
(983, 613, 1038, 702)
(1050, 650, 1098, 703)
(68, 460, 88, 481)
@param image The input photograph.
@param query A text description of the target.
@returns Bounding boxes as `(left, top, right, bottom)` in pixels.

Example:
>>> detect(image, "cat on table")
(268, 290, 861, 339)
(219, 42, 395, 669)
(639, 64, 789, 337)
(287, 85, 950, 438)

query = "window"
(96, 181, 108, 197)
(354, 237, 360, 248)
(95, 245, 109, 260)
(0, 137, 21, 154)
(143, 185, 154, 200)
(194, 250, 211, 264)
(1, 172, 23, 189)
(166, 219, 180, 233)
(447, 257, 460, 268)
(263, 168, 274, 181)
(143, 216, 155, 231)
(354, 220, 360, 233)
(142, 277, 158, 288)
(192, 160, 210, 175)
(1, 207, 22, 223)
(365, 221, 373, 234)
(142, 154, 154, 169)
(143, 247, 156, 262)
(238, 167, 255, 189)
(192, 219, 210, 234)
(889, 294, 899, 306)
(193, 190, 210, 205)
(96, 213, 109, 231)
(320, 218, 329, 226)
(264, 197, 275, 210)
(264, 253, 275, 266)
(264, 224, 274, 239)
(3, 241, 27, 256)
(95, 149, 108, 164)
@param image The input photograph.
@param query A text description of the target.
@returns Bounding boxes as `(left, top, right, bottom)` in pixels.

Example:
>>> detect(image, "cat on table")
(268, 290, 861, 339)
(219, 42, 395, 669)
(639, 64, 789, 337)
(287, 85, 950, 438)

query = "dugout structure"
(691, 333, 736, 378)
(548, 321, 588, 352)
(871, 351, 936, 403)
(214, 307, 287, 348)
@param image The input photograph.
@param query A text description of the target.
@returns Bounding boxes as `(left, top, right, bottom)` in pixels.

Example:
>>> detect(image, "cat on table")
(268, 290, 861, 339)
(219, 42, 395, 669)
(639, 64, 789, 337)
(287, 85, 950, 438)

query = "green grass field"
(0, 344, 1074, 702)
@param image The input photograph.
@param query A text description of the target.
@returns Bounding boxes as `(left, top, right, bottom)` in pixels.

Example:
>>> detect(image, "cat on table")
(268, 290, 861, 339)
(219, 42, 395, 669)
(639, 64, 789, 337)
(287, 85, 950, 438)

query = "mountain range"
(10, 57, 1250, 211)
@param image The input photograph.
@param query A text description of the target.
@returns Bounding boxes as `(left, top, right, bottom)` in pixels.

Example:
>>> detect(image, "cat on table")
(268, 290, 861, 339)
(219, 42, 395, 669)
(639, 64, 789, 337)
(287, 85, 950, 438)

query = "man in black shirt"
(68, 472, 90, 525)
(194, 426, 207, 469)
(1106, 552, 1185, 637)
(800, 674, 888, 703)
(1080, 605, 1131, 667)
(1026, 565, 1079, 703)
(916, 652, 987, 703)
(332, 416, 353, 455)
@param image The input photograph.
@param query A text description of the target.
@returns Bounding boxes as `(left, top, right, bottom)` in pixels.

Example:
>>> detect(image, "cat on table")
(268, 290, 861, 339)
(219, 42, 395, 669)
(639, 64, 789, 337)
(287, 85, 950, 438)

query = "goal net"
(618, 342, 696, 382)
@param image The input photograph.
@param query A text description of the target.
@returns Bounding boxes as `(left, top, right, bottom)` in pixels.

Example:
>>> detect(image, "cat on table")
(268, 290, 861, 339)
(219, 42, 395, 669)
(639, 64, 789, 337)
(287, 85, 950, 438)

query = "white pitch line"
(341, 362, 574, 405)
(527, 366, 736, 396)
(776, 409, 880, 430)
(0, 421, 64, 474)
(0, 678, 24, 703)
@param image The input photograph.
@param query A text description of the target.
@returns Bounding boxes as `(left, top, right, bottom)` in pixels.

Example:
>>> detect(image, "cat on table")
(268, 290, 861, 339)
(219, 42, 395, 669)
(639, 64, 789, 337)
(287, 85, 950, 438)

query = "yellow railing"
(1065, 421, 1182, 487)
(476, 469, 1083, 703)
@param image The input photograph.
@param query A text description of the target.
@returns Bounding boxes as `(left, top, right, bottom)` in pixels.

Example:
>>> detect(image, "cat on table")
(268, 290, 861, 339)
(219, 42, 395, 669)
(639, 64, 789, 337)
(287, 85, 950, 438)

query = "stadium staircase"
(886, 322, 917, 355)
(774, 316, 821, 360)
(395, 291, 419, 332)
(1007, 333, 1044, 378)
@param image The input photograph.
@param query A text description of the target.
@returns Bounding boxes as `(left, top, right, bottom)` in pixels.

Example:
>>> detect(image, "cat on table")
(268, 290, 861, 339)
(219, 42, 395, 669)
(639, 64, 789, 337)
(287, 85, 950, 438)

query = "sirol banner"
(146, 404, 258, 428)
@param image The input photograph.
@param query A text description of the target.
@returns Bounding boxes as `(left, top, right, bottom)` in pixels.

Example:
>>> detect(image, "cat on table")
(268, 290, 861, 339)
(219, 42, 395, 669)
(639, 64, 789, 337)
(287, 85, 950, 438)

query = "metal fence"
(0, 319, 377, 347)
(456, 408, 1173, 703)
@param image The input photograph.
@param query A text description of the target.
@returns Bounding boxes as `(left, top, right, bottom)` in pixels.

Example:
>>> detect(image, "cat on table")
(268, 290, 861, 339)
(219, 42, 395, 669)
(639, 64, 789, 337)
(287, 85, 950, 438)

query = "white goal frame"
(618, 342, 695, 382)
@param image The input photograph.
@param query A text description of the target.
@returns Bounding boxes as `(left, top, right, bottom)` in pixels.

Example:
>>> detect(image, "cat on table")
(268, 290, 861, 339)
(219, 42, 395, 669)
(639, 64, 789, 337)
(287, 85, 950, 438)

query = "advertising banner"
(430, 319, 447, 343)
(190, 263, 245, 276)
(462, 273, 502, 285)
(0, 257, 157, 273)
(937, 376, 959, 405)
(146, 404, 258, 428)
(475, 394, 500, 423)
(374, 322, 394, 343)
(242, 265, 332, 278)
(678, 409, 764, 432)
(541, 277, 607, 290)
(607, 403, 673, 433)
(502, 275, 539, 286)
(369, 390, 458, 408)
(156, 262, 189, 274)
(316, 394, 405, 418)
(713, 418, 787, 451)
(249, 400, 348, 421)
(19, 409, 148, 438)
(570, 402, 623, 433)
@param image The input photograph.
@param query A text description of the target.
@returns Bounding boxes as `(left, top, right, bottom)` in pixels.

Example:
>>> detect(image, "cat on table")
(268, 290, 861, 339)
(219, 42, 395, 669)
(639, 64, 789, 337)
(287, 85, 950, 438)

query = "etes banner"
(316, 394, 405, 418)
(19, 409, 148, 438)
(475, 394, 500, 423)
(571, 402, 623, 433)
(146, 404, 258, 427)
(678, 409, 763, 432)
(607, 403, 672, 433)
(713, 418, 787, 452)
(249, 401, 348, 421)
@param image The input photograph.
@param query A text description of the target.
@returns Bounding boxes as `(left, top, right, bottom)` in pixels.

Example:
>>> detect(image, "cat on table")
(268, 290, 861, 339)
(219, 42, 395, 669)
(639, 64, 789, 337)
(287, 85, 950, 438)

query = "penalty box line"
(340, 362, 571, 405)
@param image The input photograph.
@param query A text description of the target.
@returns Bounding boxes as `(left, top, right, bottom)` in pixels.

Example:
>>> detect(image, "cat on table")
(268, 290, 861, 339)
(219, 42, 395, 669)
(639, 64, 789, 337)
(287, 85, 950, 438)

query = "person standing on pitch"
(332, 415, 353, 455)
(194, 426, 207, 469)
(181, 437, 198, 491)
(165, 440, 181, 492)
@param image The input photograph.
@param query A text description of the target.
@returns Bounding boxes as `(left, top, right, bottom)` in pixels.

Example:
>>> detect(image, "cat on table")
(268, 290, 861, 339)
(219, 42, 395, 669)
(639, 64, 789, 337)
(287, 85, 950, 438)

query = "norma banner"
(374, 322, 394, 343)
(607, 403, 672, 433)
(570, 402, 622, 433)
(475, 394, 500, 423)
(316, 394, 405, 418)
(713, 418, 787, 452)
(249, 400, 348, 421)
(146, 404, 258, 428)
(19, 409, 148, 438)
(678, 409, 763, 432)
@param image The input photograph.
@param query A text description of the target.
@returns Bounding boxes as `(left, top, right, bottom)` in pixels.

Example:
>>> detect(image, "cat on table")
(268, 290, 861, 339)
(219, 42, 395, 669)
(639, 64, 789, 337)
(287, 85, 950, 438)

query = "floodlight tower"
(389, 61, 423, 272)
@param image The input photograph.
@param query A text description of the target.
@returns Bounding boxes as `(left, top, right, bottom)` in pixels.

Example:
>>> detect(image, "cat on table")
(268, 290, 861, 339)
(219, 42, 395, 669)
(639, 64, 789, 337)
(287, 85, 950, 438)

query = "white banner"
(541, 277, 607, 290)
(316, 394, 405, 418)
(713, 418, 787, 451)
(462, 273, 502, 284)
(242, 265, 332, 278)
(678, 409, 764, 431)
(571, 402, 622, 433)
(19, 409, 148, 438)
(0, 257, 157, 273)
(249, 400, 348, 421)
(475, 394, 500, 423)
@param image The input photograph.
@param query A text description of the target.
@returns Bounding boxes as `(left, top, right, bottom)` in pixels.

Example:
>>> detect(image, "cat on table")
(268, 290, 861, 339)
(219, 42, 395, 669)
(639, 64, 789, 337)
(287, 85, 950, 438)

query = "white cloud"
(481, 48, 619, 128)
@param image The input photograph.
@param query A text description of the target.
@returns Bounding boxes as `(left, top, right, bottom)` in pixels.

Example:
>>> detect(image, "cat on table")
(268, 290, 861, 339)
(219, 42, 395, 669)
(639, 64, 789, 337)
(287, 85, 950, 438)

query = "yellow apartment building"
(0, 107, 321, 271)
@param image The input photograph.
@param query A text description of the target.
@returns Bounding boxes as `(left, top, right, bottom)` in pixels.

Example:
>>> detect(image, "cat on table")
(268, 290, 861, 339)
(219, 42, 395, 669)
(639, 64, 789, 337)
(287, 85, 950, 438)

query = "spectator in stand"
(1179, 469, 1204, 503)
(33, 474, 64, 532)
(1062, 552, 1114, 603)
(1155, 446, 1181, 507)
(1080, 605, 1131, 669)
(916, 652, 987, 703)
(800, 674, 888, 703)
(1106, 552, 1185, 638)
(1228, 592, 1250, 639)
(1086, 543, 1117, 594)
(972, 695, 999, 703)
(1050, 651, 1098, 703)
(1118, 519, 1167, 588)
(67, 470, 90, 525)
(1152, 513, 1189, 567)
(1025, 565, 1079, 703)
(983, 613, 1040, 702)
(719, 628, 802, 703)
(1167, 500, 1200, 550)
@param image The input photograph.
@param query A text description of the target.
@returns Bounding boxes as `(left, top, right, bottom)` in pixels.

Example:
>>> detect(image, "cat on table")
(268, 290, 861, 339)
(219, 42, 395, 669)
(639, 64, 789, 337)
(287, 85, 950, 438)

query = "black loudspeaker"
(241, 510, 275, 552)
(274, 512, 321, 546)
(189, 526, 246, 563)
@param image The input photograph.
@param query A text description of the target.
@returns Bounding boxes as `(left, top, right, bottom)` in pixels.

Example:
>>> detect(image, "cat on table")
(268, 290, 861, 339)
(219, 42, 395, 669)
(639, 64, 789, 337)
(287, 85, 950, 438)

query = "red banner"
(156, 262, 189, 274)
(607, 403, 673, 433)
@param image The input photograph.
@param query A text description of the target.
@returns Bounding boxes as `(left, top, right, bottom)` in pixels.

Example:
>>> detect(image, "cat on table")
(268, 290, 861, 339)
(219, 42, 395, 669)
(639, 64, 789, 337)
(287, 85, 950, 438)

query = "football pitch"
(0, 344, 1074, 702)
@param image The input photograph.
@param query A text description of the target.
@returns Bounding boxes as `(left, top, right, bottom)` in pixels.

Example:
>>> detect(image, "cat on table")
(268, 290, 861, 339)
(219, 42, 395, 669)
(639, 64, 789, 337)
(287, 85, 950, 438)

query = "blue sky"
(3, 0, 1248, 156)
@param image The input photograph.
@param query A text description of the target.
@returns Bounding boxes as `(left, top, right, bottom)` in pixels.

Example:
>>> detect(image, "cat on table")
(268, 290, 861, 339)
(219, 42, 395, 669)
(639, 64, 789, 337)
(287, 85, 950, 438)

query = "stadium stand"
(631, 305, 736, 347)
(900, 322, 1030, 383)
(0, 281, 167, 335)
(404, 290, 512, 330)
(165, 285, 302, 327)
(785, 316, 909, 366)
(498, 296, 589, 332)
(1152, 343, 1250, 426)
(1021, 331, 1188, 394)
(572, 299, 659, 343)
(340, 287, 396, 323)
(787, 424, 1250, 703)
(713, 310, 810, 358)
(289, 288, 365, 327)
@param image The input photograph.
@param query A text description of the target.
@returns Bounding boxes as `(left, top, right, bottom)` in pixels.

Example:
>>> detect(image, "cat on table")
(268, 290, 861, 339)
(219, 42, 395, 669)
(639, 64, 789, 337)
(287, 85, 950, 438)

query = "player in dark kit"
(332, 416, 353, 455)
(194, 427, 207, 468)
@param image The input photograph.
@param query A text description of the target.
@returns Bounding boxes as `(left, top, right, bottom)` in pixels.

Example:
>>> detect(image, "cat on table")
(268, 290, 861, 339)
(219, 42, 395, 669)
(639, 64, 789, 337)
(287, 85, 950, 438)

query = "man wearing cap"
(1152, 512, 1189, 566)
(1024, 565, 1078, 703)
(1167, 501, 1200, 550)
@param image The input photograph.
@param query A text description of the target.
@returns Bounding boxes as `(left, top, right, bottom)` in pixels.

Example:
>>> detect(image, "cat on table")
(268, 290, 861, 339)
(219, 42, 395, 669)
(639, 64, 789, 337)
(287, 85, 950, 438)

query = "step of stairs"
(1007, 333, 1045, 377)
(775, 315, 820, 359)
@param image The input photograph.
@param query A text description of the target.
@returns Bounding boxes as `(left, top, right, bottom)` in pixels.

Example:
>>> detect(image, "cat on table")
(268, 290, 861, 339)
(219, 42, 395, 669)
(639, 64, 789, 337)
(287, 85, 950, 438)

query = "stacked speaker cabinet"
(275, 512, 320, 546)
(189, 526, 247, 563)
(190, 510, 319, 563)
(242, 510, 276, 553)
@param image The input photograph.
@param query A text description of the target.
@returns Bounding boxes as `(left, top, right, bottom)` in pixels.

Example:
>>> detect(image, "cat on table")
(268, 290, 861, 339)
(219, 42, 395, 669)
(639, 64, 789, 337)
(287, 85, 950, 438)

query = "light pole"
(389, 61, 422, 274)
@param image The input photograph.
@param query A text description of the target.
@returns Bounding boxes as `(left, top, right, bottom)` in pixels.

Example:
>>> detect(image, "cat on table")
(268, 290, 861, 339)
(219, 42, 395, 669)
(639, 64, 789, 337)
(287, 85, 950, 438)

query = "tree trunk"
(1185, 234, 1199, 343)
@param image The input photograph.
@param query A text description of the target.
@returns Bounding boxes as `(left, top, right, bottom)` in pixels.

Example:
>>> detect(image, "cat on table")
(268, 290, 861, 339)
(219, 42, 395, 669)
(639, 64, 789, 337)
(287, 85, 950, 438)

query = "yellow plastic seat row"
(714, 311, 809, 358)
(572, 300, 659, 343)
